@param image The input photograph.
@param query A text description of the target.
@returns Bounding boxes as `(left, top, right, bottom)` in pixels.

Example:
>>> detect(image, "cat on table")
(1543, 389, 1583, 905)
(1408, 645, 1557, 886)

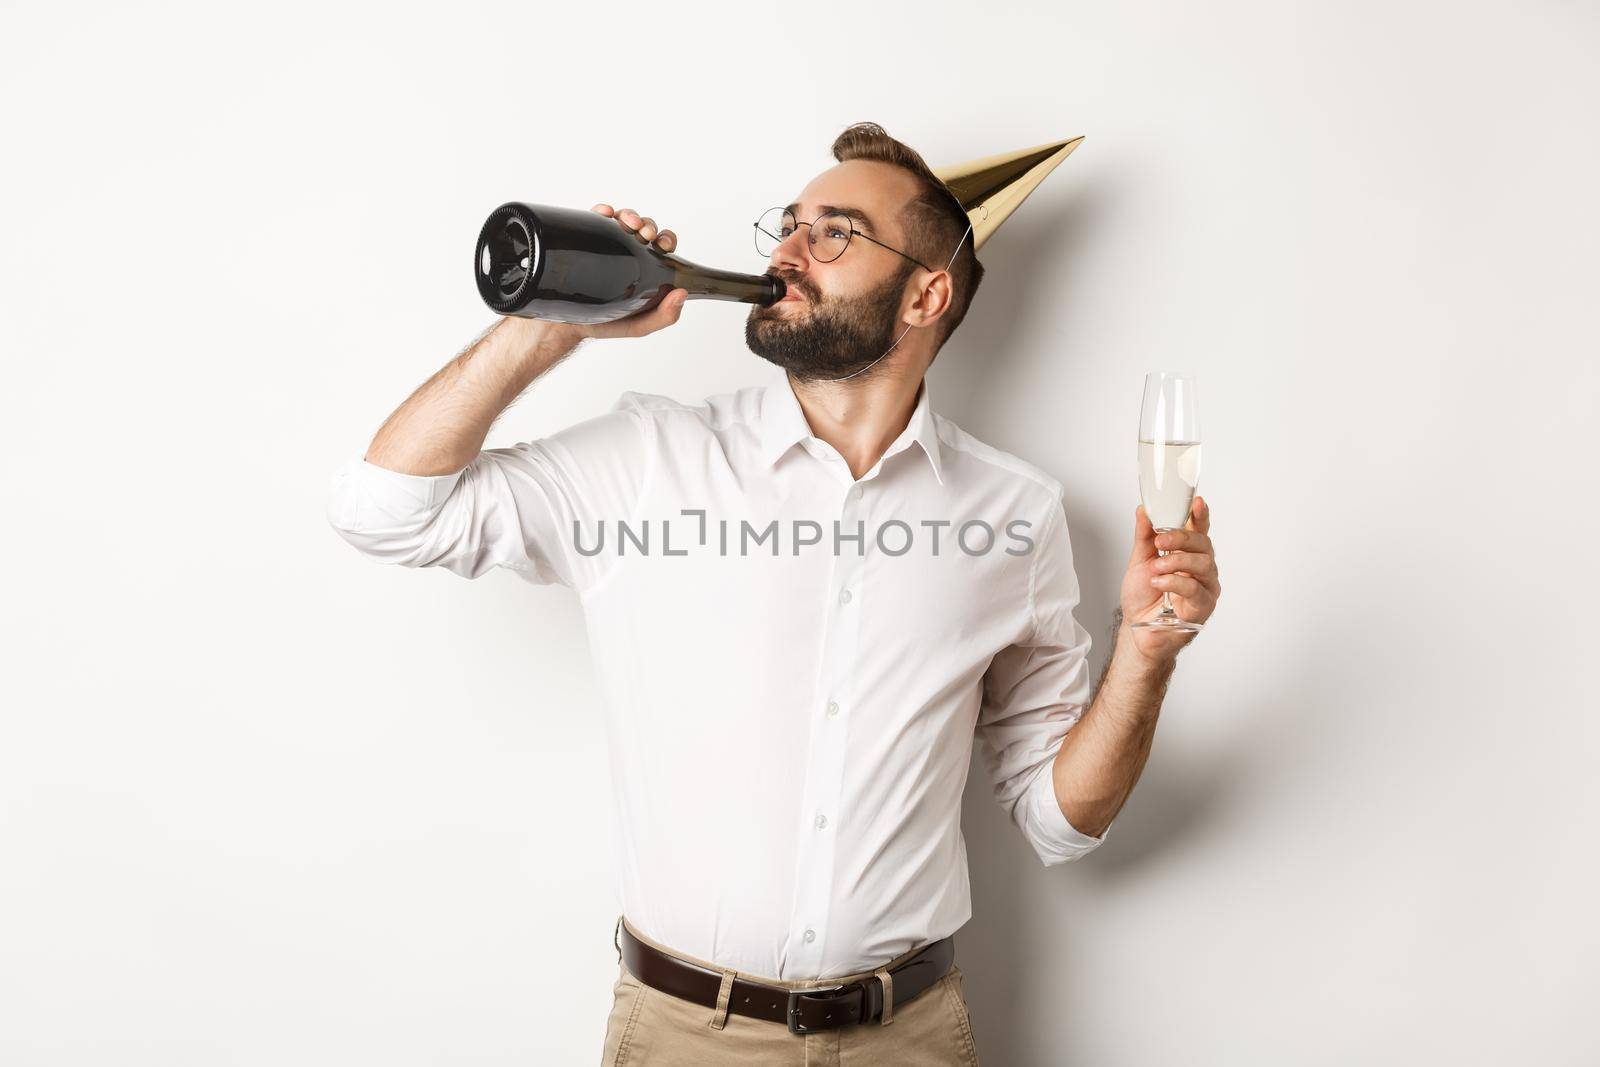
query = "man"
(326, 122, 1221, 1064)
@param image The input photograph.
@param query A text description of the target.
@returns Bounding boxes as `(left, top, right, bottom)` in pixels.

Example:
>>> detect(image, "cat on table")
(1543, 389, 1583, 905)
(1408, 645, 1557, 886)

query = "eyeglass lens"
(754, 207, 853, 262)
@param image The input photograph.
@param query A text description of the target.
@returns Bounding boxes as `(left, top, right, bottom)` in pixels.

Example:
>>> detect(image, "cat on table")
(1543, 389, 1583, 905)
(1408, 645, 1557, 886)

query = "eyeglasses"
(753, 207, 937, 273)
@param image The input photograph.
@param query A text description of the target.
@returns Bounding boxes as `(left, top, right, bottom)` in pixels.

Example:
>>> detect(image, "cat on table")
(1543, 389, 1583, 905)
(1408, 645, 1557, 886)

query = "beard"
(744, 262, 917, 383)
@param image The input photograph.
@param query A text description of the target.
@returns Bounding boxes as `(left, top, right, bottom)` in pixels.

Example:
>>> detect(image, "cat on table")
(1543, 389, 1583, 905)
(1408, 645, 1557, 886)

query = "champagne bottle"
(473, 202, 787, 323)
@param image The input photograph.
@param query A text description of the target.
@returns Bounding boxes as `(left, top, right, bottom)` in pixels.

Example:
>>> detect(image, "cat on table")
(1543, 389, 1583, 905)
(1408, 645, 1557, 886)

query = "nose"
(770, 220, 812, 275)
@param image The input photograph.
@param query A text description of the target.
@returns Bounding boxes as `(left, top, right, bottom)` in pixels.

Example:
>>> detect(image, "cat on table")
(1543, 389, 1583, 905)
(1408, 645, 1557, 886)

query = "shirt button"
(826, 701, 839, 717)
(815, 814, 828, 830)
(839, 588, 852, 604)
(804, 928, 816, 943)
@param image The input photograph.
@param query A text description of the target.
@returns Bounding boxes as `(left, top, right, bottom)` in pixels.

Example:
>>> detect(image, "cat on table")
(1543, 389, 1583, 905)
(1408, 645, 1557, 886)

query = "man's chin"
(744, 326, 808, 371)
(745, 312, 801, 349)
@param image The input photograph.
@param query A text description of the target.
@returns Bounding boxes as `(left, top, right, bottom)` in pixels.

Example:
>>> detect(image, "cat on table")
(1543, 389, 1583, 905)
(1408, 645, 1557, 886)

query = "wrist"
(501, 313, 582, 350)
(494, 317, 587, 385)
(1114, 621, 1178, 679)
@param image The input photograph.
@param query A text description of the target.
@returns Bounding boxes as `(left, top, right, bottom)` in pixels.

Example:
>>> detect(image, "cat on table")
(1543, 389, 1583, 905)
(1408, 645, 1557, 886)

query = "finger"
(1151, 572, 1206, 599)
(1189, 495, 1210, 536)
(591, 203, 615, 216)
(655, 228, 677, 251)
(1154, 528, 1212, 555)
(1150, 550, 1216, 581)
(617, 208, 641, 231)
(636, 216, 658, 242)
(1130, 504, 1157, 565)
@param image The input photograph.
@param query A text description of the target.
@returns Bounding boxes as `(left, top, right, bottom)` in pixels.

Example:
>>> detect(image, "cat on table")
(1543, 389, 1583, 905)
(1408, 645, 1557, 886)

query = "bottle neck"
(665, 255, 781, 305)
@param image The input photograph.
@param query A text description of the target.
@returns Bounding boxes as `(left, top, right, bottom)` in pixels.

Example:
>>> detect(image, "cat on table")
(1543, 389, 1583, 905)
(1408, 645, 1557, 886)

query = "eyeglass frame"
(753, 206, 941, 274)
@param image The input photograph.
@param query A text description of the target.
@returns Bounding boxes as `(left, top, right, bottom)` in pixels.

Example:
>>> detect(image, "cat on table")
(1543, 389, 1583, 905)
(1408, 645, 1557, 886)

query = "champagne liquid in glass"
(1138, 440, 1202, 530)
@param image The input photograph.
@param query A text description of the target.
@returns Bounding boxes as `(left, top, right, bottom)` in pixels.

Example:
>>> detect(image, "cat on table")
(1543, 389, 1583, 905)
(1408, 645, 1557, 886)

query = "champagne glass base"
(1130, 614, 1205, 633)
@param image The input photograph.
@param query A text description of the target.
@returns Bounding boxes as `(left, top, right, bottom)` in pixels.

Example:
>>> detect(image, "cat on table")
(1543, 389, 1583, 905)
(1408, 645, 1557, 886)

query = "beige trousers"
(600, 916, 981, 1066)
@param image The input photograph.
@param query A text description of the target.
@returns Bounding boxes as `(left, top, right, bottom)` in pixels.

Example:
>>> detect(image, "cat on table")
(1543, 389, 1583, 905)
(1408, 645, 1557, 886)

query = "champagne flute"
(1132, 372, 1205, 632)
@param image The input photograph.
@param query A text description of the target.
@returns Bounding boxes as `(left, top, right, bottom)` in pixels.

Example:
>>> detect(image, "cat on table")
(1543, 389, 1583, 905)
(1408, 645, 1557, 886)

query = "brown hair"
(830, 122, 984, 356)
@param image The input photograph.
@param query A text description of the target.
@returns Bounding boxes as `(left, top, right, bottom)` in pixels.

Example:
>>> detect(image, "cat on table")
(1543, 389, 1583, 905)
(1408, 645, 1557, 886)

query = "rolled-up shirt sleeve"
(975, 492, 1108, 866)
(325, 390, 655, 591)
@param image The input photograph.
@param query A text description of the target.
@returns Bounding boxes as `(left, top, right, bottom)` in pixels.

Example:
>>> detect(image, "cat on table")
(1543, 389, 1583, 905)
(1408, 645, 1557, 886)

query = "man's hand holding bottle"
(559, 203, 689, 341)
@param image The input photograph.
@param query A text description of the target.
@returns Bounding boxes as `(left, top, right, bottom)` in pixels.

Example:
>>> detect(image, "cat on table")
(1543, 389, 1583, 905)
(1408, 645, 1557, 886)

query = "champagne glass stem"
(1155, 534, 1178, 619)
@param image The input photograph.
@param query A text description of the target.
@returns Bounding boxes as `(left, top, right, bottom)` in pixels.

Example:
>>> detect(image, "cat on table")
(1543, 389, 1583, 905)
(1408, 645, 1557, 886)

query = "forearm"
(364, 315, 585, 476)
(1050, 611, 1177, 838)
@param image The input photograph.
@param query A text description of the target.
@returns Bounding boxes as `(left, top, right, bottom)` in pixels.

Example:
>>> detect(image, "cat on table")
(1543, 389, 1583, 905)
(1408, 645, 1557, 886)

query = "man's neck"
(788, 368, 925, 481)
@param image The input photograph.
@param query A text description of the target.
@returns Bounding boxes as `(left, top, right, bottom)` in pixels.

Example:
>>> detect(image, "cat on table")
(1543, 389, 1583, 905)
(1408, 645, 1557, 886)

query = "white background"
(3, 2, 1595, 1064)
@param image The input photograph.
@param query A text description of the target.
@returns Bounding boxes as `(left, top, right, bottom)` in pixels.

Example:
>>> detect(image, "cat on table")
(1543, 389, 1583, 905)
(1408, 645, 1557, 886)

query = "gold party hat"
(931, 136, 1084, 252)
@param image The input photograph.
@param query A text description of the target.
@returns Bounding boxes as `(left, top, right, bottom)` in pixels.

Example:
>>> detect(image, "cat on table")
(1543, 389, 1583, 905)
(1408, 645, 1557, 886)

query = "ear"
(908, 269, 955, 327)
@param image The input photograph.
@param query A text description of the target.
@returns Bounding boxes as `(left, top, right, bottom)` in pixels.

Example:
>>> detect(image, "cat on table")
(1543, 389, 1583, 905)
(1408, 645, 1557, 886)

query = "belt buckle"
(786, 982, 856, 1034)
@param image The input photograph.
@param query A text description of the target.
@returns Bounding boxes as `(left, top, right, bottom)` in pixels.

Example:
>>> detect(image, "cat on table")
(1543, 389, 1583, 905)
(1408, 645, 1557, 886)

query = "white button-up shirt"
(326, 374, 1108, 980)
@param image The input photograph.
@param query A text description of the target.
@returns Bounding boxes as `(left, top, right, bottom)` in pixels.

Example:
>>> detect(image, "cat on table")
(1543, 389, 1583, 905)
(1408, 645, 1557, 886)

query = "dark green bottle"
(474, 202, 786, 323)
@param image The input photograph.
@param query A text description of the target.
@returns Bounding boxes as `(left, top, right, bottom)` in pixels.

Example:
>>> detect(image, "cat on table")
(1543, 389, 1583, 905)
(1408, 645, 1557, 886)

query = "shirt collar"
(758, 374, 945, 486)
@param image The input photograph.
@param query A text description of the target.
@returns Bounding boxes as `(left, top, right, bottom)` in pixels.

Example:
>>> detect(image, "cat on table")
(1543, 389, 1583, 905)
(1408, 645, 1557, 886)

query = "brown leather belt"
(616, 918, 955, 1035)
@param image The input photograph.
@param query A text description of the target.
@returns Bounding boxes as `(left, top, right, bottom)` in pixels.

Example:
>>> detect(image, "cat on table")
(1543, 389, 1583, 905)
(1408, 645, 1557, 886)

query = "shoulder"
(933, 412, 1065, 510)
(612, 385, 768, 434)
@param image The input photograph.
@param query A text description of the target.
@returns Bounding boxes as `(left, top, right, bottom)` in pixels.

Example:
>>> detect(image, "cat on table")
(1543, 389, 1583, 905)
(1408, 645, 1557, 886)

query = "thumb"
(625, 289, 685, 337)
(1130, 503, 1157, 565)
(657, 288, 688, 325)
